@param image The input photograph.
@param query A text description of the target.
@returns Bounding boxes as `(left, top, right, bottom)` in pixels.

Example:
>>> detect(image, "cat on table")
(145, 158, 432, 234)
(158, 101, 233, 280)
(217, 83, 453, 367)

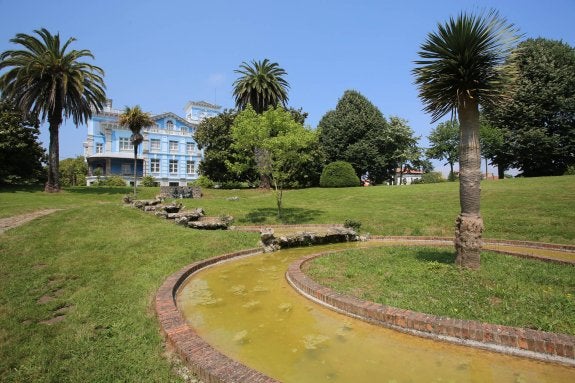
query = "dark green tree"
(426, 121, 460, 181)
(0, 28, 106, 192)
(0, 98, 46, 185)
(485, 38, 575, 176)
(413, 10, 519, 269)
(479, 116, 511, 179)
(194, 110, 258, 184)
(118, 105, 154, 197)
(233, 59, 290, 114)
(318, 90, 410, 184)
(59, 156, 87, 187)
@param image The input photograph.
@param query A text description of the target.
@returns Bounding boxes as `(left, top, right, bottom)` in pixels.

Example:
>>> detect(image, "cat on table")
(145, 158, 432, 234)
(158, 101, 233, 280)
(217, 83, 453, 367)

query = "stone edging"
(286, 241, 575, 367)
(155, 248, 280, 383)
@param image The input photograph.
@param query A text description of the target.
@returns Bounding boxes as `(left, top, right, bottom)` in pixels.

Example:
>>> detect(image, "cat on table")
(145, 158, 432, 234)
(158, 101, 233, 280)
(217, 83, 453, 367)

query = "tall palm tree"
(0, 28, 106, 192)
(118, 105, 154, 197)
(413, 10, 519, 269)
(233, 59, 289, 114)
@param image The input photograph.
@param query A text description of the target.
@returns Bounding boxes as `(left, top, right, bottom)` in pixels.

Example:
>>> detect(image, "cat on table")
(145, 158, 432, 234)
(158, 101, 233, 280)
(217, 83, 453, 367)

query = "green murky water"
(176, 243, 575, 382)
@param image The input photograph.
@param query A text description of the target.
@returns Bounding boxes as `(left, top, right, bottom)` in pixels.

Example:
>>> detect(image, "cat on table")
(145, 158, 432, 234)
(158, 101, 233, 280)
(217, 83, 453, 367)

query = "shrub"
(320, 161, 360, 188)
(344, 219, 362, 232)
(564, 165, 575, 176)
(140, 175, 157, 187)
(190, 175, 214, 188)
(98, 175, 127, 187)
(412, 172, 444, 184)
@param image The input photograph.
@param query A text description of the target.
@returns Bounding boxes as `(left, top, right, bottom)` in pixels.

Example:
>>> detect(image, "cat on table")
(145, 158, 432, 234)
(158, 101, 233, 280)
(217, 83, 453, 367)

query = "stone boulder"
(260, 227, 359, 252)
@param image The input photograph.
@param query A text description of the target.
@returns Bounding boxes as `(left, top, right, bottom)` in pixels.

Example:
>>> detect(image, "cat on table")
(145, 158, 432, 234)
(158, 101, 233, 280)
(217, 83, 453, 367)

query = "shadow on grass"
(239, 207, 324, 225)
(0, 185, 44, 193)
(65, 187, 133, 195)
(412, 248, 456, 264)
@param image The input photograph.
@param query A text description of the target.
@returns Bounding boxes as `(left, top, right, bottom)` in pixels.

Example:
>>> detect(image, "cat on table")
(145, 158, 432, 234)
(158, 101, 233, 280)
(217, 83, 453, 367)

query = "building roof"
(152, 112, 195, 127)
(395, 168, 424, 175)
(184, 100, 221, 111)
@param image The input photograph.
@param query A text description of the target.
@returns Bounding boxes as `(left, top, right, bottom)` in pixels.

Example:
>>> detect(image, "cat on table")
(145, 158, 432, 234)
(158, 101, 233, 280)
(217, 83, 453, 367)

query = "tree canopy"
(0, 98, 46, 185)
(484, 38, 575, 176)
(426, 120, 460, 180)
(318, 90, 418, 184)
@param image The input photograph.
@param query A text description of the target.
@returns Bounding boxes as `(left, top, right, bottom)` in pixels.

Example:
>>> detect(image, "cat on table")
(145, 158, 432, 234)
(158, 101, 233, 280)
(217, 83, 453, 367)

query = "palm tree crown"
(0, 28, 106, 192)
(413, 10, 519, 123)
(233, 59, 289, 114)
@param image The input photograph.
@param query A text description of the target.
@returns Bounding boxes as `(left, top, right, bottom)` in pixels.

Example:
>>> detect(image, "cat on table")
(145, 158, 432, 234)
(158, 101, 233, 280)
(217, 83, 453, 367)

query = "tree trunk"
(455, 99, 484, 269)
(497, 163, 505, 179)
(449, 162, 455, 181)
(133, 144, 138, 197)
(45, 118, 62, 193)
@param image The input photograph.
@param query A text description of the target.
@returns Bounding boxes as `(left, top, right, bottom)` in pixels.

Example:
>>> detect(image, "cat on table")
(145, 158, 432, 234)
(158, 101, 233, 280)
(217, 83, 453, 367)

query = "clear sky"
(1, 0, 574, 173)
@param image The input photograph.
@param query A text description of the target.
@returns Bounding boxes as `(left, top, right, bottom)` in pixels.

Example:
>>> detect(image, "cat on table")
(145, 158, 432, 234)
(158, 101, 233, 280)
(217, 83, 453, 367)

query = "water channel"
(176, 243, 574, 382)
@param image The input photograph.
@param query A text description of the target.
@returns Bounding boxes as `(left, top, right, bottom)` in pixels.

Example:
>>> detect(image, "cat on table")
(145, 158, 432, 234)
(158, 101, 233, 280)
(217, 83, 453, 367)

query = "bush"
(140, 175, 157, 187)
(412, 172, 444, 184)
(97, 175, 127, 187)
(564, 165, 575, 176)
(344, 219, 362, 232)
(190, 175, 215, 189)
(320, 161, 360, 188)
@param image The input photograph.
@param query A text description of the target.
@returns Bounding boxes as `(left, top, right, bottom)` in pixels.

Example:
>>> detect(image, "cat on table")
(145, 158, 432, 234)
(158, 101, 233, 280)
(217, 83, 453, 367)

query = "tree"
(484, 38, 575, 176)
(426, 121, 460, 181)
(479, 116, 511, 179)
(0, 28, 106, 192)
(118, 105, 154, 197)
(0, 98, 46, 185)
(229, 106, 317, 217)
(59, 156, 87, 187)
(413, 10, 519, 269)
(318, 90, 413, 184)
(194, 110, 258, 184)
(233, 59, 290, 114)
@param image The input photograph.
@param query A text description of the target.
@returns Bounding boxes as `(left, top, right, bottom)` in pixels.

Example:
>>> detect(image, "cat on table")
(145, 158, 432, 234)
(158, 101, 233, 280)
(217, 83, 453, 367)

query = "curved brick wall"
(286, 240, 575, 367)
(155, 248, 280, 383)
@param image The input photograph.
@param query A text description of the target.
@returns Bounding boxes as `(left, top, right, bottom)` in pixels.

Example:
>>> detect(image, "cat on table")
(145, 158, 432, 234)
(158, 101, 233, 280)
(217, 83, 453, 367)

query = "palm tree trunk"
(455, 99, 484, 269)
(45, 120, 61, 193)
(133, 144, 138, 197)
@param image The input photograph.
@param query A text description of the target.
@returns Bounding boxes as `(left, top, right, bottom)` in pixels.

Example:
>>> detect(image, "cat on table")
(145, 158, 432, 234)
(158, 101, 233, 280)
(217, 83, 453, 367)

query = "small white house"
(394, 168, 423, 185)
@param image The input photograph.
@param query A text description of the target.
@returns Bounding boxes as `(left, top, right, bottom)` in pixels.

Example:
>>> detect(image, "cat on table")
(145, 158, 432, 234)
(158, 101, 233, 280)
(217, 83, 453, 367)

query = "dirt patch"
(0, 209, 61, 234)
(37, 295, 55, 304)
(39, 315, 66, 325)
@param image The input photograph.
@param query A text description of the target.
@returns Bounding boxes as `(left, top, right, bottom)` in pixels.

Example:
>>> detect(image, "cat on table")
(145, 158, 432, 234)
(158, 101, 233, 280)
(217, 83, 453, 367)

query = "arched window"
(166, 120, 174, 130)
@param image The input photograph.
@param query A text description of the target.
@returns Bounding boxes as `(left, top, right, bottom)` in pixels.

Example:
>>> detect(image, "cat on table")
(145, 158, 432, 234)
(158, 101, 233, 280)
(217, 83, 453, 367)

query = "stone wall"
(159, 186, 202, 199)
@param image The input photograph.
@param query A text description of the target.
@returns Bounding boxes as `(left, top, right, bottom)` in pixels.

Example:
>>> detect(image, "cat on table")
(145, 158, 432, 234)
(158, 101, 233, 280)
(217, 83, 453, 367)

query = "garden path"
(0, 209, 60, 234)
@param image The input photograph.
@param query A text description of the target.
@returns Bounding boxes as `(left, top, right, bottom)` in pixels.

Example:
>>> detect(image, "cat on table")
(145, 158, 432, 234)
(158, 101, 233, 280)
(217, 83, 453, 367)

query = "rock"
(260, 227, 359, 252)
(188, 220, 229, 230)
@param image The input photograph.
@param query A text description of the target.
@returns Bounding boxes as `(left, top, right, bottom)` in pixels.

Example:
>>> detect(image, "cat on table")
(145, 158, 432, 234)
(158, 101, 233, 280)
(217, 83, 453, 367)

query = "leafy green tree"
(118, 105, 154, 197)
(388, 116, 422, 184)
(319, 90, 412, 184)
(0, 28, 106, 192)
(194, 110, 258, 184)
(229, 106, 317, 217)
(0, 98, 46, 185)
(59, 156, 87, 187)
(320, 161, 360, 188)
(413, 10, 519, 269)
(479, 116, 511, 179)
(485, 38, 575, 176)
(426, 121, 460, 181)
(233, 59, 290, 114)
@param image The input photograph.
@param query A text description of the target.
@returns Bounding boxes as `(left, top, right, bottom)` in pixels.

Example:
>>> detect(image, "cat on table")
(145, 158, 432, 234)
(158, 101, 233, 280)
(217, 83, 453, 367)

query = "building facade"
(83, 100, 220, 186)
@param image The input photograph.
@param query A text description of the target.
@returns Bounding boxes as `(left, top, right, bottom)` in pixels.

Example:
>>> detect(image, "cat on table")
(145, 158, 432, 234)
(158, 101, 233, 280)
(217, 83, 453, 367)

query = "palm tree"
(118, 105, 154, 197)
(0, 28, 106, 192)
(233, 59, 290, 114)
(413, 10, 519, 269)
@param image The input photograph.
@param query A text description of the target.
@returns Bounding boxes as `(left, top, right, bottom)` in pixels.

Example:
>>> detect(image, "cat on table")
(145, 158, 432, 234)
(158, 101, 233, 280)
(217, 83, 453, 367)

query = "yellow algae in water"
(303, 334, 330, 350)
(233, 330, 249, 344)
(252, 284, 269, 293)
(184, 279, 222, 306)
(242, 300, 261, 310)
(229, 284, 246, 295)
(278, 303, 293, 312)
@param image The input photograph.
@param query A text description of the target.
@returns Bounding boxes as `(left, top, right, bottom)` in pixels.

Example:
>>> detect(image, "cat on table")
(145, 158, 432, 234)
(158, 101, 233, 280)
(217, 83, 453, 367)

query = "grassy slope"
(0, 176, 573, 381)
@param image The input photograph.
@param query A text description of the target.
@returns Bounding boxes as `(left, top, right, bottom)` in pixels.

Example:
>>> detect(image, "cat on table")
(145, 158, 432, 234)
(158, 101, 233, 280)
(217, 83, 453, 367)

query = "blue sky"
(1, 0, 574, 173)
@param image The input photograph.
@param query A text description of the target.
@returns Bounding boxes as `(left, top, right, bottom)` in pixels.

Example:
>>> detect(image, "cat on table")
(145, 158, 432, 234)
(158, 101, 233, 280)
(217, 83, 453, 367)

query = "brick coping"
(286, 239, 575, 367)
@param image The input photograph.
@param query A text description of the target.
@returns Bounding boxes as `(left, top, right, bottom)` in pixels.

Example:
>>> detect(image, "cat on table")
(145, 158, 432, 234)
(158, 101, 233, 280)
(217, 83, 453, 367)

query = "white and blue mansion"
(83, 100, 220, 186)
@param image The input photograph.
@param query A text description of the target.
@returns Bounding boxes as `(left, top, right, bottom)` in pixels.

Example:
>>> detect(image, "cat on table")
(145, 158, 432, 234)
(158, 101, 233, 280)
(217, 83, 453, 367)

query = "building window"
(187, 160, 195, 174)
(121, 163, 131, 175)
(119, 137, 132, 151)
(169, 159, 178, 174)
(150, 159, 160, 173)
(169, 140, 179, 153)
(186, 142, 195, 154)
(166, 120, 174, 130)
(95, 143, 103, 154)
(150, 139, 160, 152)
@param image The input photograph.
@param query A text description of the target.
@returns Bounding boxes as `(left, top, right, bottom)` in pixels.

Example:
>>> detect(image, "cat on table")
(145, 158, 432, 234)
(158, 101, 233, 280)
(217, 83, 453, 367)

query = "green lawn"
(305, 246, 575, 335)
(0, 176, 574, 381)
